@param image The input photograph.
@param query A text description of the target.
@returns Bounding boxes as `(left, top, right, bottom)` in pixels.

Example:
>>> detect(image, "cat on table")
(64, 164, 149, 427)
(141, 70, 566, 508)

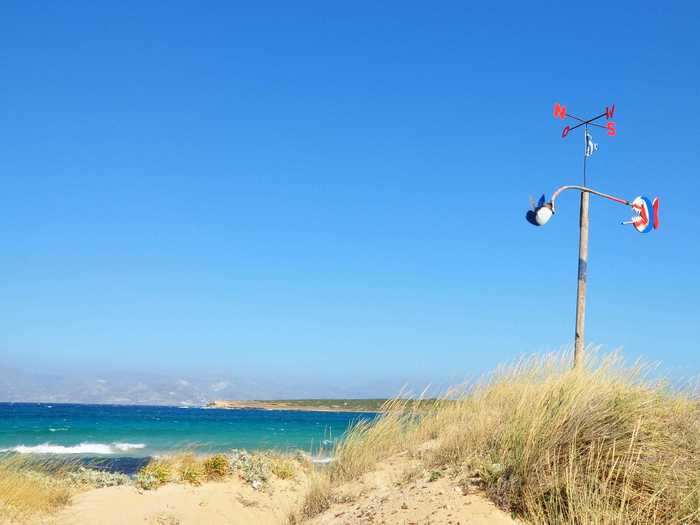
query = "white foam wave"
(0, 442, 147, 455)
(0, 443, 115, 454)
(113, 443, 146, 451)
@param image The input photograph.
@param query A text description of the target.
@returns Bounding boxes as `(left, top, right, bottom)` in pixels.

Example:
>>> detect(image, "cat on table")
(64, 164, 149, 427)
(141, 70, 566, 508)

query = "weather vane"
(526, 103, 660, 368)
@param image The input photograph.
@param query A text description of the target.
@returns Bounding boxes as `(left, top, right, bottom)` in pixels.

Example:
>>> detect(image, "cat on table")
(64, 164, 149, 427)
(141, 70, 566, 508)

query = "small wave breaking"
(0, 442, 147, 455)
(297, 452, 335, 464)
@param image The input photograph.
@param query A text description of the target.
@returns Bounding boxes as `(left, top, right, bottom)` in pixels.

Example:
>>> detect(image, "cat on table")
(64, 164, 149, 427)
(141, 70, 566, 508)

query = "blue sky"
(1, 2, 699, 398)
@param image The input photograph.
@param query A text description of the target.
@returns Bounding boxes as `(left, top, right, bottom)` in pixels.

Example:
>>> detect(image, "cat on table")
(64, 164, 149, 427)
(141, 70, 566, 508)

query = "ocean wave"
(0, 442, 147, 455)
(48, 427, 69, 432)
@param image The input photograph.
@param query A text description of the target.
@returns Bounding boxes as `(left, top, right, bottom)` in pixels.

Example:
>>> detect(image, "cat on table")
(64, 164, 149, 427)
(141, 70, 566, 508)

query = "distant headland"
(205, 399, 386, 413)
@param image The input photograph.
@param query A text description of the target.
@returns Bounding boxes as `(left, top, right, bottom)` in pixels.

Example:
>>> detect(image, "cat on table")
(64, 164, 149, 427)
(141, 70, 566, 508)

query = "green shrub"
(136, 460, 172, 490)
(203, 454, 230, 480)
(428, 470, 442, 482)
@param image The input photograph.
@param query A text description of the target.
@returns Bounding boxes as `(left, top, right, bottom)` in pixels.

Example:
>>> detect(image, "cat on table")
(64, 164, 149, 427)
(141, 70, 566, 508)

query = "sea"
(0, 403, 375, 473)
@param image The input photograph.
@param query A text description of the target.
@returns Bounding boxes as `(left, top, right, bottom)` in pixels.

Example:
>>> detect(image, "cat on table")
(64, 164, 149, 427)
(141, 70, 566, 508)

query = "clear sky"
(1, 2, 699, 398)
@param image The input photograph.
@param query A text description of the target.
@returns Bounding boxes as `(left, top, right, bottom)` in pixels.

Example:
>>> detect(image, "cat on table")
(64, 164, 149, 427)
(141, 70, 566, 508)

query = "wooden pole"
(574, 190, 589, 368)
(574, 124, 590, 369)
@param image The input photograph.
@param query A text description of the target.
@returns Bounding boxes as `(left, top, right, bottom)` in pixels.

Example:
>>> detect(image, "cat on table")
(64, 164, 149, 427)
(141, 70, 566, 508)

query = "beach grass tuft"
(0, 455, 73, 521)
(286, 474, 332, 524)
(329, 396, 425, 483)
(176, 454, 205, 486)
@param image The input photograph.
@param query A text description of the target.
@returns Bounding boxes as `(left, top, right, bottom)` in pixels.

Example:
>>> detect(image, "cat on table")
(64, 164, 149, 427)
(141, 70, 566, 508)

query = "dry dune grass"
(423, 351, 700, 523)
(0, 455, 73, 522)
(293, 350, 700, 524)
(0, 455, 133, 522)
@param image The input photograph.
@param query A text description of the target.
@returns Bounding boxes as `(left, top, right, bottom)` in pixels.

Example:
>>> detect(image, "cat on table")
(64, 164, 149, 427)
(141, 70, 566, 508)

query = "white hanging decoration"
(584, 130, 598, 157)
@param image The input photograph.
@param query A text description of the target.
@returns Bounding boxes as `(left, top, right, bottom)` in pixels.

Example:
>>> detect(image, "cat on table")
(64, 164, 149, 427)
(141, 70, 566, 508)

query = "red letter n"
(553, 102, 567, 120)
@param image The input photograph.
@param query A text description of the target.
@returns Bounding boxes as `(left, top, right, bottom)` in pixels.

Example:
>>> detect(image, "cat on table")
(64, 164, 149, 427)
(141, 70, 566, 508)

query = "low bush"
(136, 459, 172, 490)
(66, 466, 131, 488)
(228, 449, 270, 489)
(270, 456, 296, 480)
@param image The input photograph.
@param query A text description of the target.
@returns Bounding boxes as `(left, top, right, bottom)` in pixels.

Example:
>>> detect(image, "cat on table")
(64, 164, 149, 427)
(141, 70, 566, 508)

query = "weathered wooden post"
(574, 189, 589, 368)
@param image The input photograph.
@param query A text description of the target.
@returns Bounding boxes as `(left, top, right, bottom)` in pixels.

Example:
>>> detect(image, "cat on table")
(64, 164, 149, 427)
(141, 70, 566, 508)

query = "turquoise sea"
(0, 403, 375, 472)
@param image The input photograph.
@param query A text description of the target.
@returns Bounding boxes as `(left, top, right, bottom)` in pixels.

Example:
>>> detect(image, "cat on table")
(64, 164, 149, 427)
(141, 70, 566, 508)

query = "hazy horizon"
(1, 363, 463, 405)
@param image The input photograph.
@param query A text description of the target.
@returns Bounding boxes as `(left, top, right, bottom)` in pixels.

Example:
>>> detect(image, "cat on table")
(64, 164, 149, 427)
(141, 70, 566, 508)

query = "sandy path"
(309, 454, 517, 525)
